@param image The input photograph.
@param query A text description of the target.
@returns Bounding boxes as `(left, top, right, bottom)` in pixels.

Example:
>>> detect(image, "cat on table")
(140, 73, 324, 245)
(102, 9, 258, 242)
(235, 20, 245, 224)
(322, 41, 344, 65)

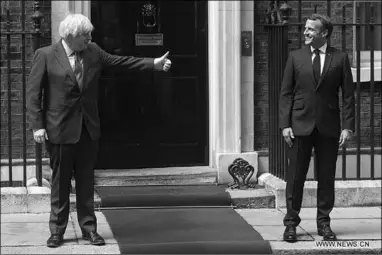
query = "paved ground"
(1, 207, 381, 254)
(237, 207, 382, 254)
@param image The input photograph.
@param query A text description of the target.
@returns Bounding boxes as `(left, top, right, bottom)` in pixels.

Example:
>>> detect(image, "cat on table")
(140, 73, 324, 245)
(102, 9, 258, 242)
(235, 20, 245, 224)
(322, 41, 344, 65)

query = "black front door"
(91, 1, 208, 169)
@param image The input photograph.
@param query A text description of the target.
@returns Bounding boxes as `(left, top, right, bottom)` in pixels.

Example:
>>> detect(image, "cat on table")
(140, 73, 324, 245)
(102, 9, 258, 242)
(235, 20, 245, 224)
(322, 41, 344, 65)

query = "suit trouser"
(46, 125, 98, 235)
(283, 127, 339, 227)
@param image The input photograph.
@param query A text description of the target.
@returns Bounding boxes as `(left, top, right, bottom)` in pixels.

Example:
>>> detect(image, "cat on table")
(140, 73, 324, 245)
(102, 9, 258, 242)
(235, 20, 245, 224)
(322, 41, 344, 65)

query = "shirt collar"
(311, 43, 327, 54)
(61, 39, 74, 57)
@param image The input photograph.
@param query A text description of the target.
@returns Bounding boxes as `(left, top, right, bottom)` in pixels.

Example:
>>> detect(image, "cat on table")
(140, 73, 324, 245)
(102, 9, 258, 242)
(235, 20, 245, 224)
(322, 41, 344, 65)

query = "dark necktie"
(73, 52, 83, 89)
(313, 48, 321, 85)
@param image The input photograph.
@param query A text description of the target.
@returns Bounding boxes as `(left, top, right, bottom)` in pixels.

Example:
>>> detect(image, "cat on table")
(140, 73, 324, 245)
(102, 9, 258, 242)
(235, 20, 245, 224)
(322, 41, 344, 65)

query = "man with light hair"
(27, 13, 171, 248)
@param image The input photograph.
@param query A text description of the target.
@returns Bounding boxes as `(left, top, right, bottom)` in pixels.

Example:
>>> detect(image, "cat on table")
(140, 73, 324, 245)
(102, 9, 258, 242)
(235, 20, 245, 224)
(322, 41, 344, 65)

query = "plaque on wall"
(135, 33, 163, 46)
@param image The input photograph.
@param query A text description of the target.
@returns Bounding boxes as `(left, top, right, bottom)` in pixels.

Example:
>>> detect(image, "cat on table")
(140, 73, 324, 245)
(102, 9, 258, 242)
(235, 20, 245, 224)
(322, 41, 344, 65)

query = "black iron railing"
(1, 1, 44, 187)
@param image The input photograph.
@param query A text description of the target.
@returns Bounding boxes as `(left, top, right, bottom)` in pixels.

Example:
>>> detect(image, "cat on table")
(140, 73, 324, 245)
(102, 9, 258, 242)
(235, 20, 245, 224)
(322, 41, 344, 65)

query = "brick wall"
(254, 0, 381, 151)
(0, 0, 51, 160)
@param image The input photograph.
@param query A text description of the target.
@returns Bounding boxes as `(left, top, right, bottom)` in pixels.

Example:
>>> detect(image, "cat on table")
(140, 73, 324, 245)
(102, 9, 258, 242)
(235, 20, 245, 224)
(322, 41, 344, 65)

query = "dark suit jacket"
(279, 46, 355, 138)
(27, 40, 154, 144)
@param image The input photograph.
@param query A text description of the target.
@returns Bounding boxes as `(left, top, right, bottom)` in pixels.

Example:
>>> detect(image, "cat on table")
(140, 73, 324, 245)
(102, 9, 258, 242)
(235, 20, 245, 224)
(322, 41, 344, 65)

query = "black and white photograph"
(1, 1, 381, 254)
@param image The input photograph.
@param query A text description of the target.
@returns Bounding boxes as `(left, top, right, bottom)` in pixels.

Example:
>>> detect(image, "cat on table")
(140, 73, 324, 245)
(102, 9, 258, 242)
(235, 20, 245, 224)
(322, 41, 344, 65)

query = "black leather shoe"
(318, 224, 337, 241)
(283, 225, 297, 242)
(47, 234, 63, 248)
(82, 231, 105, 245)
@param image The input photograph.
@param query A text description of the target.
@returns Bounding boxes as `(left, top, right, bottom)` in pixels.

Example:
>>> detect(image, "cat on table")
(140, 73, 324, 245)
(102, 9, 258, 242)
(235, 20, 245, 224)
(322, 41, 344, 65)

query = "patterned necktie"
(313, 48, 321, 85)
(73, 51, 83, 89)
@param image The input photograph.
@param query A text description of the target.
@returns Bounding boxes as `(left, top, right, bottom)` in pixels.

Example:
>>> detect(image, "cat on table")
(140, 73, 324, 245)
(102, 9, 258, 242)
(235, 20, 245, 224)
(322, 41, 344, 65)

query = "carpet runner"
(95, 185, 272, 254)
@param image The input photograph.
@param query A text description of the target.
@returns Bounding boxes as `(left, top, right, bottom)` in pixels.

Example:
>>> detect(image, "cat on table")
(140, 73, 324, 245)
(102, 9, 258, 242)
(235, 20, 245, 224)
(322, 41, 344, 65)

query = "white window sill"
(351, 66, 382, 82)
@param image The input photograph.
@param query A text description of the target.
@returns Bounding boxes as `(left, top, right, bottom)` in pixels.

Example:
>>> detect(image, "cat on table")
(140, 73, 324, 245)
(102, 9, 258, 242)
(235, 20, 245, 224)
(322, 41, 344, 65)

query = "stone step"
(1, 167, 277, 214)
(94, 166, 218, 186)
(69, 186, 276, 211)
(93, 167, 275, 209)
(1, 185, 276, 214)
(227, 185, 276, 209)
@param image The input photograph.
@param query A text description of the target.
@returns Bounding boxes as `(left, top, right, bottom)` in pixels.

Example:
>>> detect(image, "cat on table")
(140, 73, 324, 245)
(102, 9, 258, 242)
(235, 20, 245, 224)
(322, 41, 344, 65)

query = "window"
(352, 1, 381, 81)
(358, 2, 381, 51)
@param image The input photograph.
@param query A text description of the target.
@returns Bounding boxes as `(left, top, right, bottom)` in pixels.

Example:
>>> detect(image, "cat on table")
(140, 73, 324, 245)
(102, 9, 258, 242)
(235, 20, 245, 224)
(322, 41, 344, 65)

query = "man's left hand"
(154, 51, 172, 72)
(339, 129, 352, 147)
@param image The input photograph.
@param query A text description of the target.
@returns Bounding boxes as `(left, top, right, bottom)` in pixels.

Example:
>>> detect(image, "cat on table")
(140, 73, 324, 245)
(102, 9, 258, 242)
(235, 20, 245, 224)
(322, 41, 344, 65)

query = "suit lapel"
(54, 40, 77, 83)
(316, 47, 333, 89)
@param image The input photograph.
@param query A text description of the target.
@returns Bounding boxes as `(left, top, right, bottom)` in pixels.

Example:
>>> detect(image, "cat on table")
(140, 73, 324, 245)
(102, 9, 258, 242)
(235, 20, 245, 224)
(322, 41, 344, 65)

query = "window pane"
(359, 2, 381, 50)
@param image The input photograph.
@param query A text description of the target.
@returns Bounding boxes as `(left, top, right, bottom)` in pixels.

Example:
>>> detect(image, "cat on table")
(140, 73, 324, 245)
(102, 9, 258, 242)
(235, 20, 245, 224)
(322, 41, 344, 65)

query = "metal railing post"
(31, 1, 44, 186)
(263, 0, 291, 181)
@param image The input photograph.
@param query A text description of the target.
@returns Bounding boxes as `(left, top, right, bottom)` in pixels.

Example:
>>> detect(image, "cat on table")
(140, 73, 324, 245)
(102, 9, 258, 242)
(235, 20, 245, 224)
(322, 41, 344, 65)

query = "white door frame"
(51, 1, 246, 181)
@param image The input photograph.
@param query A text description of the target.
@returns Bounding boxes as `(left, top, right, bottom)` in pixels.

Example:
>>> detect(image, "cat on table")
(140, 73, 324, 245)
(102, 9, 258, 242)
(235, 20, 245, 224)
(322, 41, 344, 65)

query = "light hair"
(58, 13, 94, 39)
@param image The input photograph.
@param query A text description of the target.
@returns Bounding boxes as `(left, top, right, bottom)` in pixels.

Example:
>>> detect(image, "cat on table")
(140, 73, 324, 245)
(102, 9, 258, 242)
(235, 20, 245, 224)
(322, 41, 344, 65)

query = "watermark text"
(315, 240, 370, 248)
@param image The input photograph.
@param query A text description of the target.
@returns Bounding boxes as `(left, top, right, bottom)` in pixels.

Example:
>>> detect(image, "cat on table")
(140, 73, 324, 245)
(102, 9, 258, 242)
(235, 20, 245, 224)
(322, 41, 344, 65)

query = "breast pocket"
(323, 65, 341, 85)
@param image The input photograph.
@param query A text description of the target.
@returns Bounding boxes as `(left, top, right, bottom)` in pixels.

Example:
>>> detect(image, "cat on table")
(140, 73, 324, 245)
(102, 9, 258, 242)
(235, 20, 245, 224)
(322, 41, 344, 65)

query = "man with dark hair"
(279, 13, 355, 242)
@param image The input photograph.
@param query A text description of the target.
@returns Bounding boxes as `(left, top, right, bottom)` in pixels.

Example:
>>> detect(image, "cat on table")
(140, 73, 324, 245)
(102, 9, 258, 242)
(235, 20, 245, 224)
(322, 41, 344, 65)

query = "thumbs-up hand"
(154, 51, 172, 72)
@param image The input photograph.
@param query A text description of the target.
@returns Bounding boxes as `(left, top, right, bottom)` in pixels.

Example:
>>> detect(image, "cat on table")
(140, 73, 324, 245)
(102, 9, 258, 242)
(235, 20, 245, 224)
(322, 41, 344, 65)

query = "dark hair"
(307, 13, 333, 38)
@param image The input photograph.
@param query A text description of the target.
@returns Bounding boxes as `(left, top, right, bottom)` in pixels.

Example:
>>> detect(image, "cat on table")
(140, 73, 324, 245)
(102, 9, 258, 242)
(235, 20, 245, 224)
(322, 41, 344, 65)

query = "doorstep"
(227, 184, 276, 209)
(1, 185, 276, 213)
